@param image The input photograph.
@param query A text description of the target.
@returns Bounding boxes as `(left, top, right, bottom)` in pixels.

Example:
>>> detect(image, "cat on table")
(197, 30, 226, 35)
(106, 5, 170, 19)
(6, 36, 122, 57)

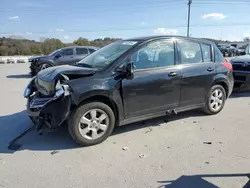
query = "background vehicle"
(218, 44, 239, 57)
(24, 36, 234, 146)
(29, 46, 99, 76)
(230, 43, 250, 89)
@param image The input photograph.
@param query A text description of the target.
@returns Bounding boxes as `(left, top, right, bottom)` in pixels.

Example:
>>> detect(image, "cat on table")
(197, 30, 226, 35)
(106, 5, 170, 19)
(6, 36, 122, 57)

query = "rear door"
(75, 47, 89, 63)
(177, 39, 215, 107)
(55, 48, 75, 65)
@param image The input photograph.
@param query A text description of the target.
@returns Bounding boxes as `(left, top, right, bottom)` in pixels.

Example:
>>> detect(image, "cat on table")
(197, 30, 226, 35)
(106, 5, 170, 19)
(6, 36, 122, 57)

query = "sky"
(1, 0, 250, 42)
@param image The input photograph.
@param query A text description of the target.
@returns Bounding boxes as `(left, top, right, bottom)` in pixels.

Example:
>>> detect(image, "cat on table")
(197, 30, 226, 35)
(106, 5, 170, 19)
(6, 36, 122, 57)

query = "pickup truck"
(29, 46, 99, 76)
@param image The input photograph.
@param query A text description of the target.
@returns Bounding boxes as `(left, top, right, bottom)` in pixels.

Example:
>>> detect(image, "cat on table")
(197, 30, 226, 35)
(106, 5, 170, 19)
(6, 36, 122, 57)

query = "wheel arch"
(212, 78, 229, 97)
(76, 94, 120, 127)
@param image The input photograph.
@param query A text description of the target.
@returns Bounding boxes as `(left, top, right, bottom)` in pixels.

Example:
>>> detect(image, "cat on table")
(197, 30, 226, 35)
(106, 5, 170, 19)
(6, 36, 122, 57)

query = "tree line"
(0, 37, 121, 56)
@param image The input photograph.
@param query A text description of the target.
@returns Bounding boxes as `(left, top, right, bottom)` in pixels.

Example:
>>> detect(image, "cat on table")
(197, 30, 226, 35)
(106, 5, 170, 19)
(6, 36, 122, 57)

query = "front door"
(122, 39, 181, 118)
(177, 39, 216, 107)
(55, 48, 75, 65)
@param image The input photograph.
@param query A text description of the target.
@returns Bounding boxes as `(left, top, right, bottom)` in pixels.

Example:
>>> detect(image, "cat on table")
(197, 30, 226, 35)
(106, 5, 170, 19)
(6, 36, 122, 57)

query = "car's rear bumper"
(26, 91, 71, 129)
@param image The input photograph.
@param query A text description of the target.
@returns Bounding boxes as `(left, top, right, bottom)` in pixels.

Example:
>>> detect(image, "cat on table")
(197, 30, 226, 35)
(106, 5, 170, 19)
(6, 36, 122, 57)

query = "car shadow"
(158, 173, 250, 188)
(6, 74, 32, 79)
(0, 110, 204, 154)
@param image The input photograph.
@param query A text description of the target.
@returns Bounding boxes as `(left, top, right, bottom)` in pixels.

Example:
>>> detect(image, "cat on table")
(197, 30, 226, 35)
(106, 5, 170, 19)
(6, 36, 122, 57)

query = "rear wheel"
(203, 85, 226, 115)
(68, 102, 115, 146)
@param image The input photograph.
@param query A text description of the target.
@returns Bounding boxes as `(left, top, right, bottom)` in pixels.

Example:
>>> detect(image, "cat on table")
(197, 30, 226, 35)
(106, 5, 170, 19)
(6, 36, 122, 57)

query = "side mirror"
(55, 53, 62, 59)
(126, 62, 134, 80)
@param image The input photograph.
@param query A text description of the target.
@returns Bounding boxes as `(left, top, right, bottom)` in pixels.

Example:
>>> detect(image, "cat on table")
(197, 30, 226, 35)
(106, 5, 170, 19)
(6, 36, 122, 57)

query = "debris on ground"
(219, 142, 223, 144)
(145, 127, 152, 134)
(193, 120, 199, 123)
(113, 142, 116, 144)
(219, 149, 223, 152)
(50, 150, 59, 155)
(203, 142, 212, 145)
(139, 154, 146, 158)
(167, 147, 171, 149)
(144, 145, 148, 147)
(122, 146, 129, 151)
(205, 161, 210, 164)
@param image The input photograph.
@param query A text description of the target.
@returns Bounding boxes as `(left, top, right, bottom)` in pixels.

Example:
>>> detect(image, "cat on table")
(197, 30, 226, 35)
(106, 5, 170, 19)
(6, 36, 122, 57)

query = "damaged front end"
(24, 76, 72, 130)
(24, 65, 97, 130)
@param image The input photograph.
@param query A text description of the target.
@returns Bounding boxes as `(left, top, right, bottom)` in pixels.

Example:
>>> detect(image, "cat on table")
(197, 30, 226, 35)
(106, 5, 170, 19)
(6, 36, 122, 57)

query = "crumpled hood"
(37, 65, 97, 82)
(230, 55, 250, 62)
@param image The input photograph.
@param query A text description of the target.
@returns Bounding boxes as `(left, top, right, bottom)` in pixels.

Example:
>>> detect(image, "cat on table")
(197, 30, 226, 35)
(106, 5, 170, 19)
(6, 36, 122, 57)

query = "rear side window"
(214, 46, 225, 63)
(76, 48, 88, 55)
(201, 43, 212, 62)
(178, 40, 202, 64)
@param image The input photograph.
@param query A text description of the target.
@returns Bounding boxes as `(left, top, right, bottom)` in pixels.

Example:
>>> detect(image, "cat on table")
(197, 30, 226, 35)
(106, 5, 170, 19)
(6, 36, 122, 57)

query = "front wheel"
(68, 102, 115, 146)
(203, 85, 226, 115)
(36, 63, 52, 74)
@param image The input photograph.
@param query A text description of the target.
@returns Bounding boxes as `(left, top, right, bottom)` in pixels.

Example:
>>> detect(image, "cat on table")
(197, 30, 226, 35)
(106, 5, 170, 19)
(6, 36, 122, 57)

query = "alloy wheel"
(209, 89, 224, 112)
(78, 109, 109, 140)
(41, 64, 50, 70)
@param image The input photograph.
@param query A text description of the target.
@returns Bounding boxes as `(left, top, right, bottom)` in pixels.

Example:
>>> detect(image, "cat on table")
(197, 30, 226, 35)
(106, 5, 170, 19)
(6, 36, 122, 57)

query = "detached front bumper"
(26, 86, 71, 129)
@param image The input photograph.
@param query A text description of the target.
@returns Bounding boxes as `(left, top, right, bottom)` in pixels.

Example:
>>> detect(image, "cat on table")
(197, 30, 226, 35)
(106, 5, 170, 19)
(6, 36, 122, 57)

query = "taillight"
(221, 62, 233, 71)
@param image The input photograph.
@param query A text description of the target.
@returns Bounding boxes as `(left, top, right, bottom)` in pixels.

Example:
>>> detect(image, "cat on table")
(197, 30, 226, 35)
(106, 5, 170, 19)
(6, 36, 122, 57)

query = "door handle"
(207, 67, 214, 72)
(168, 72, 178, 77)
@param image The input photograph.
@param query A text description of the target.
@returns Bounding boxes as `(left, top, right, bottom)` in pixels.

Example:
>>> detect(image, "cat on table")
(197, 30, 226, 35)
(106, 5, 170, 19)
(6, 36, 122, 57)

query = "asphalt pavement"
(0, 63, 250, 188)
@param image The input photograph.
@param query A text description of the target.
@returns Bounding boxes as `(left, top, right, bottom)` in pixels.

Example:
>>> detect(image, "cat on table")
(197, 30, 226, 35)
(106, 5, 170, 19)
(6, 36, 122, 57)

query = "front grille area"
(232, 62, 250, 71)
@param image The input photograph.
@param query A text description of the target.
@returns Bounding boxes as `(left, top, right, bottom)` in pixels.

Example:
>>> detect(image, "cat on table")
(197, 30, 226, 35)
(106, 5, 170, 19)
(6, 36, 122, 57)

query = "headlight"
(55, 80, 61, 90)
(23, 77, 36, 98)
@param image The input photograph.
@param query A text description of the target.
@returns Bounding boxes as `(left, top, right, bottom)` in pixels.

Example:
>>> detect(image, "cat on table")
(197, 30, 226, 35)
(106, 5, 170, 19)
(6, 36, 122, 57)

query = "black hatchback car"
(29, 46, 99, 76)
(24, 36, 234, 146)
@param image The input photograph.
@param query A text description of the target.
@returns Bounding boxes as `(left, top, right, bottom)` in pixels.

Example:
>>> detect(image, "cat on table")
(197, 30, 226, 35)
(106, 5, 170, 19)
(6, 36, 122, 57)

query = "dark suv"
(29, 46, 99, 76)
(24, 36, 234, 146)
(230, 43, 250, 89)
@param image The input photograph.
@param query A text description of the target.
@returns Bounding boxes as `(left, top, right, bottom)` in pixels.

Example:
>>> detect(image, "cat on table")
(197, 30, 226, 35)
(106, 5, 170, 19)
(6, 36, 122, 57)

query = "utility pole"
(187, 0, 192, 37)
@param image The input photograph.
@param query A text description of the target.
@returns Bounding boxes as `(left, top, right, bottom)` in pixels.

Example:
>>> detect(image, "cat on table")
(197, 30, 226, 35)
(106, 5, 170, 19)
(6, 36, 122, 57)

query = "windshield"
(48, 49, 62, 56)
(77, 40, 138, 69)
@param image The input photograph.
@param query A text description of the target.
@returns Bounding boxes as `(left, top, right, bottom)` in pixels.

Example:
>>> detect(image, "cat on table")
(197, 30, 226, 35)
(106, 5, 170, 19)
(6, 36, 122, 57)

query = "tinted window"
(89, 49, 96, 53)
(179, 40, 202, 64)
(62, 49, 73, 56)
(201, 43, 212, 62)
(214, 46, 225, 63)
(131, 40, 175, 70)
(76, 48, 88, 55)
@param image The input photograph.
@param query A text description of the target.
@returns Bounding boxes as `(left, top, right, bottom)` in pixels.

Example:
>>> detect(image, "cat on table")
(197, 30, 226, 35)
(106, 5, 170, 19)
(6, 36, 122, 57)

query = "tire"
(68, 102, 115, 146)
(36, 63, 52, 74)
(203, 85, 226, 115)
